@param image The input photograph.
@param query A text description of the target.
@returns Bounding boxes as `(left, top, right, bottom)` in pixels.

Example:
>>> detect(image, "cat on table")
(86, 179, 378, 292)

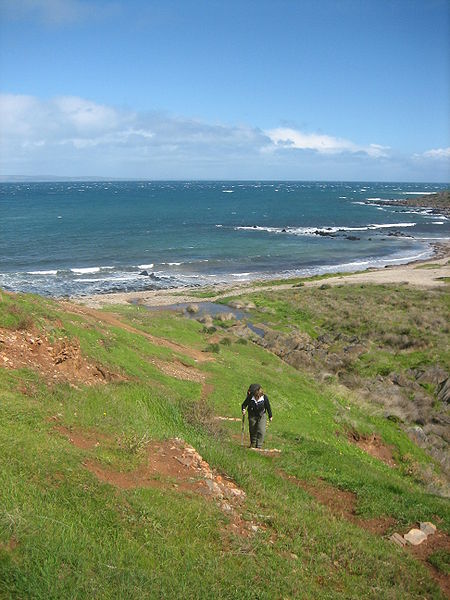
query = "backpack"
(250, 395, 266, 416)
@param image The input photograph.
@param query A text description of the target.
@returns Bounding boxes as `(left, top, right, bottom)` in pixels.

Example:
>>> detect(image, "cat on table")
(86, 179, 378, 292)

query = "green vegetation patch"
(428, 549, 450, 575)
(0, 289, 449, 599)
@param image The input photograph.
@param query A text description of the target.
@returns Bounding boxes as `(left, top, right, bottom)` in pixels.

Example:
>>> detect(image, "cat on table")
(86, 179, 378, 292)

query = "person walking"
(241, 383, 272, 449)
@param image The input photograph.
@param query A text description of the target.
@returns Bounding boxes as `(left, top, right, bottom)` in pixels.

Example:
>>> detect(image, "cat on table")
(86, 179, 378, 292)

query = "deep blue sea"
(1, 181, 448, 297)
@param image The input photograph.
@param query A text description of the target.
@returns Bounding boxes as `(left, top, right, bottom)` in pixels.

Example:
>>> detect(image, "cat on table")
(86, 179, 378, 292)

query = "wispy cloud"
(0, 0, 119, 25)
(0, 94, 270, 175)
(265, 127, 390, 158)
(413, 147, 450, 160)
(1, 94, 444, 180)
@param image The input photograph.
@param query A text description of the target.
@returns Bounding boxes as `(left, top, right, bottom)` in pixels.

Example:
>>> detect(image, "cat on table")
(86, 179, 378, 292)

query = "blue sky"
(0, 0, 449, 181)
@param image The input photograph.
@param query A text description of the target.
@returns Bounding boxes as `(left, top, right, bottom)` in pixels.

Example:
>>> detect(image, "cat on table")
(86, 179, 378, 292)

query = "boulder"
(416, 366, 448, 387)
(437, 377, 450, 404)
(389, 533, 407, 547)
(198, 315, 214, 328)
(216, 312, 235, 322)
(287, 350, 313, 369)
(404, 529, 427, 545)
(186, 304, 199, 314)
(420, 522, 436, 536)
(390, 372, 410, 387)
(228, 301, 244, 309)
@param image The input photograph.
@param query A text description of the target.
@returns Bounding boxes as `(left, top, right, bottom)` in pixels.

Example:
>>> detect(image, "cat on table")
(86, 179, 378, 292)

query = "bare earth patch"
(0, 327, 125, 386)
(281, 472, 395, 535)
(283, 472, 450, 596)
(348, 431, 397, 468)
(60, 303, 212, 364)
(150, 357, 206, 383)
(53, 425, 109, 450)
(405, 529, 450, 598)
(80, 437, 260, 537)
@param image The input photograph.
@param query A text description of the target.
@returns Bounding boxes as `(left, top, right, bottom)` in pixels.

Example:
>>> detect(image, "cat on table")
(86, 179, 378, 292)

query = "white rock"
(389, 533, 407, 547)
(404, 529, 427, 546)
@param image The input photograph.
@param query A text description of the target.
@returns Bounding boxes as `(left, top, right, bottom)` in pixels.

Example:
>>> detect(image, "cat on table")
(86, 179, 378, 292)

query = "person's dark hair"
(248, 383, 261, 396)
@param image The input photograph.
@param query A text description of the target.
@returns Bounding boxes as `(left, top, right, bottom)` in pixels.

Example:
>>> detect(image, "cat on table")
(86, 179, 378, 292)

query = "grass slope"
(0, 290, 448, 599)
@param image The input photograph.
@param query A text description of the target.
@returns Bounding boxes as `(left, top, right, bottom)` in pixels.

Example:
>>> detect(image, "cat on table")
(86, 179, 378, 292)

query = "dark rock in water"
(139, 270, 149, 276)
(252, 224, 257, 228)
(346, 235, 360, 241)
(314, 230, 334, 237)
(388, 231, 408, 238)
(368, 237, 373, 241)
(149, 272, 161, 281)
(216, 312, 236, 322)
(282, 228, 287, 233)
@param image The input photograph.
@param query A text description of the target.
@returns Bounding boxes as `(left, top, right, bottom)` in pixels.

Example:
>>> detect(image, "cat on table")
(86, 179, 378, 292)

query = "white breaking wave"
(368, 222, 416, 229)
(71, 267, 101, 274)
(222, 190, 234, 193)
(28, 270, 58, 275)
(235, 222, 417, 236)
(137, 263, 154, 269)
(71, 266, 114, 274)
(400, 191, 435, 195)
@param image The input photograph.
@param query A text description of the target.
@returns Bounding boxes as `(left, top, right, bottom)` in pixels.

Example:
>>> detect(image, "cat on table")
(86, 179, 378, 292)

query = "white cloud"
(265, 127, 390, 158)
(3, 93, 446, 181)
(413, 147, 450, 160)
(0, 94, 270, 175)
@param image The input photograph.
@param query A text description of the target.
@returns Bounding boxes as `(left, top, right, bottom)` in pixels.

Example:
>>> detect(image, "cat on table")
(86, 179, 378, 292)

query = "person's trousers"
(248, 413, 266, 448)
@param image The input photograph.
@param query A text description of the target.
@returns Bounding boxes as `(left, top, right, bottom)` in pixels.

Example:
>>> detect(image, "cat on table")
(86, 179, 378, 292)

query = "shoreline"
(70, 240, 450, 309)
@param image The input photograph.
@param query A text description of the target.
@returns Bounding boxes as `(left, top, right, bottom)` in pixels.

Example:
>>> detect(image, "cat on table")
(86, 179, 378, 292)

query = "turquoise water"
(0, 180, 448, 296)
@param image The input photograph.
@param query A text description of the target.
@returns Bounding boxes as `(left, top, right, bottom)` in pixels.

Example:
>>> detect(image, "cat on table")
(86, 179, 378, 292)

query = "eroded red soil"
(406, 529, 450, 598)
(348, 431, 396, 468)
(0, 327, 125, 386)
(53, 428, 259, 537)
(281, 471, 395, 535)
(282, 471, 449, 596)
(60, 303, 212, 364)
(53, 424, 109, 449)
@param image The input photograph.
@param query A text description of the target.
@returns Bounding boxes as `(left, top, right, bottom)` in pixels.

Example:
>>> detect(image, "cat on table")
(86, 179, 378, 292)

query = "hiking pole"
(241, 411, 245, 446)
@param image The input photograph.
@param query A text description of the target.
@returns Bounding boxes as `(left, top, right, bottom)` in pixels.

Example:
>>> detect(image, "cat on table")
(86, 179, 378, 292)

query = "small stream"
(139, 301, 266, 337)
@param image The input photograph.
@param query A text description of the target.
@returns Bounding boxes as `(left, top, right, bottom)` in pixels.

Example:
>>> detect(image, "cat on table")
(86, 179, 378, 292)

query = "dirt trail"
(61, 302, 218, 415)
(281, 471, 395, 535)
(281, 471, 450, 597)
(60, 302, 212, 364)
(53, 424, 259, 538)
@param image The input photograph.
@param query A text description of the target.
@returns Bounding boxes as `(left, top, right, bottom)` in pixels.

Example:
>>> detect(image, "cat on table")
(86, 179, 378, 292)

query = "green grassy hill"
(0, 288, 448, 599)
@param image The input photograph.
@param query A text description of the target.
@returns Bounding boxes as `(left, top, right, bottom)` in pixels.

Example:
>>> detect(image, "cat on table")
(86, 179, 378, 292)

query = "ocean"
(1, 180, 448, 297)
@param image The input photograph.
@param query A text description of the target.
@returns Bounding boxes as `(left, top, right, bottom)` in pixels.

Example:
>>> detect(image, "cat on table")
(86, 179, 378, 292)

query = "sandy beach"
(71, 240, 450, 309)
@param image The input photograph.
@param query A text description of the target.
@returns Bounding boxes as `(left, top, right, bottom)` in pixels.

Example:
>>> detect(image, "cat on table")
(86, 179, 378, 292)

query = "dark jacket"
(242, 394, 272, 419)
